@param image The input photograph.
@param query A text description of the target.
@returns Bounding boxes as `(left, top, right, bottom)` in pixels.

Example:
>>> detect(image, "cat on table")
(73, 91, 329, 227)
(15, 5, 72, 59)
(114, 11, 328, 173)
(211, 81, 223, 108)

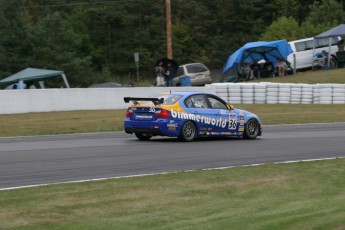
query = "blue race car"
(124, 91, 262, 141)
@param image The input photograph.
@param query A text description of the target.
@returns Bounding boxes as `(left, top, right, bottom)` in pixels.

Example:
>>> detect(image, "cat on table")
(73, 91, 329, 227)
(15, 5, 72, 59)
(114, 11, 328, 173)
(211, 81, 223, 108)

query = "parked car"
(174, 63, 212, 86)
(124, 91, 262, 141)
(287, 37, 340, 70)
(153, 63, 212, 86)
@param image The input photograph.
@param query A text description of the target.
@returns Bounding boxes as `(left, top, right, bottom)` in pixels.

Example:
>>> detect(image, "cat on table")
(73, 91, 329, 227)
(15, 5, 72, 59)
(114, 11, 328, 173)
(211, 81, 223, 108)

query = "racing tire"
(135, 133, 152, 141)
(244, 119, 260, 139)
(179, 121, 197, 142)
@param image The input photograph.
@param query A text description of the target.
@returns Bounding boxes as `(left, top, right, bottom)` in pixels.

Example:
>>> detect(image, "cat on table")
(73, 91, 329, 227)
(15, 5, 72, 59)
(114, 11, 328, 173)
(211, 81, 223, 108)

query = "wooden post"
(166, 0, 172, 59)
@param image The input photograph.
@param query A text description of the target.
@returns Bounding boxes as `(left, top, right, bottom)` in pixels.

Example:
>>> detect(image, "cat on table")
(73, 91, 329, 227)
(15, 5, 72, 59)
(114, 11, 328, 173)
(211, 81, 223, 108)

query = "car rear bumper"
(124, 120, 180, 137)
(125, 127, 163, 135)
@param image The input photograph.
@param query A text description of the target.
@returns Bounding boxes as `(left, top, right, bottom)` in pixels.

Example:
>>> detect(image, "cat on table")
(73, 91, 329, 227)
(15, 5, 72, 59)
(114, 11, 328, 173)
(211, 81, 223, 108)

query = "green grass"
(1, 69, 345, 229)
(1, 159, 345, 230)
(0, 110, 126, 137)
(0, 104, 344, 137)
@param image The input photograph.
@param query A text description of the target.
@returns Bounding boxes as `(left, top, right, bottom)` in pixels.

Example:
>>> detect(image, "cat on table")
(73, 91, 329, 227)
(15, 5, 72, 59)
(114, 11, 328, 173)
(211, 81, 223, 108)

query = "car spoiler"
(123, 97, 164, 105)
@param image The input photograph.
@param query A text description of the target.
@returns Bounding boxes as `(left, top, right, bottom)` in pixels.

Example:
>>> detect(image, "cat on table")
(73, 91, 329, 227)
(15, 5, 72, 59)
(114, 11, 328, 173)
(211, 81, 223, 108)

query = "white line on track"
(1, 156, 344, 191)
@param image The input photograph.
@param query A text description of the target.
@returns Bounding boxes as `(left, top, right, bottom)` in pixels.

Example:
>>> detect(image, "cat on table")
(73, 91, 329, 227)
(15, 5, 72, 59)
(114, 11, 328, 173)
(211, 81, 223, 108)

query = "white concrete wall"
(0, 87, 215, 114)
(1, 83, 344, 114)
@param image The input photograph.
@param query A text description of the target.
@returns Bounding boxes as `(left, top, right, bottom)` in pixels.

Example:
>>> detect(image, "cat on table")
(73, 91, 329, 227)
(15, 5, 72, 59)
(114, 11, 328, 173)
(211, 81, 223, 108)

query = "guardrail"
(0, 83, 344, 114)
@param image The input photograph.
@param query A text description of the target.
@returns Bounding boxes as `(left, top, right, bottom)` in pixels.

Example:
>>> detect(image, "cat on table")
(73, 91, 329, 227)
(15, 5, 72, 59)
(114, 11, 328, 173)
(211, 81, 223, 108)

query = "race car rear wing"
(123, 97, 164, 105)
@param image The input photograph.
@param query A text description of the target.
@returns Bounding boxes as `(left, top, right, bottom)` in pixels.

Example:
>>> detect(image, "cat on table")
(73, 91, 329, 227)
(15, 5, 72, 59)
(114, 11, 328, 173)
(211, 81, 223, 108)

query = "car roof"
(178, 63, 207, 67)
(158, 91, 206, 96)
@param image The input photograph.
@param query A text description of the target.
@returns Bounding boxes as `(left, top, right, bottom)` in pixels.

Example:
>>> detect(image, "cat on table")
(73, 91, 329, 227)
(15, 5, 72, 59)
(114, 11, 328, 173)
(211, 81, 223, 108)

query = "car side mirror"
(227, 104, 234, 110)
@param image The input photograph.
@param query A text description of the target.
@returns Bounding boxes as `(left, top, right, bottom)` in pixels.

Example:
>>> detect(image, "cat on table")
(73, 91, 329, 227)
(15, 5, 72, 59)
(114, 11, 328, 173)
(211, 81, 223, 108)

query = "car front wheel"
(135, 133, 152, 141)
(244, 119, 260, 139)
(179, 121, 197, 142)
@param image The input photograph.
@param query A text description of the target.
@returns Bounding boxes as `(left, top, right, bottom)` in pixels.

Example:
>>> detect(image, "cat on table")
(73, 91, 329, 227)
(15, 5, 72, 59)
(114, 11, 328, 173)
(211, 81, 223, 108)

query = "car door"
(206, 95, 238, 134)
(184, 94, 217, 134)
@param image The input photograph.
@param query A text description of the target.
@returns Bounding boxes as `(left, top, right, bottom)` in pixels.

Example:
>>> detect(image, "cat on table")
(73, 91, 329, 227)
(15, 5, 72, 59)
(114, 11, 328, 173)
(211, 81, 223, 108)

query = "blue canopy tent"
(222, 40, 293, 82)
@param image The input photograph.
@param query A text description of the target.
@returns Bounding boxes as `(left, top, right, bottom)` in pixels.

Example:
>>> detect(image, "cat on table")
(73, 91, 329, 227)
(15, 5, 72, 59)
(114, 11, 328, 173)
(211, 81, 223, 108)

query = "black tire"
(244, 119, 260, 139)
(179, 121, 197, 142)
(135, 133, 152, 141)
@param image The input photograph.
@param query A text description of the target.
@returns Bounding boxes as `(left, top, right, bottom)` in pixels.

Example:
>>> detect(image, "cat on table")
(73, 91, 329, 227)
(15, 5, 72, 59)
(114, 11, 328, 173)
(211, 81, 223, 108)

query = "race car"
(124, 91, 262, 141)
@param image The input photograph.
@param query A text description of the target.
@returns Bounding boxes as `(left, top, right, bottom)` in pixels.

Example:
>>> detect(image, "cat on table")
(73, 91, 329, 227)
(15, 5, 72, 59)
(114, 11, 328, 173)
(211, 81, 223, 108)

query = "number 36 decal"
(228, 119, 237, 130)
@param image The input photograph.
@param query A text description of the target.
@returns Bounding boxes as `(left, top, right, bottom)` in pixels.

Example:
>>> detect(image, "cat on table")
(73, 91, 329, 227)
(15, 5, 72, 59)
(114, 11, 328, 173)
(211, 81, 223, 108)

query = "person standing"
(165, 62, 176, 86)
(155, 61, 165, 86)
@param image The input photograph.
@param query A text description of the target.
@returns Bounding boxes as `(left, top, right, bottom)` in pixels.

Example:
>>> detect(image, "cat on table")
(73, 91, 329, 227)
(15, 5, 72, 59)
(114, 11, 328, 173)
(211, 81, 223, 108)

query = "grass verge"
(1, 158, 345, 229)
(1, 104, 345, 137)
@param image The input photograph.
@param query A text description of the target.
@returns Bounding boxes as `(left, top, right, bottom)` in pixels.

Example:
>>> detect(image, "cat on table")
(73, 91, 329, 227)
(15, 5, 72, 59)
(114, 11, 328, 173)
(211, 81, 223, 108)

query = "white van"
(288, 37, 340, 70)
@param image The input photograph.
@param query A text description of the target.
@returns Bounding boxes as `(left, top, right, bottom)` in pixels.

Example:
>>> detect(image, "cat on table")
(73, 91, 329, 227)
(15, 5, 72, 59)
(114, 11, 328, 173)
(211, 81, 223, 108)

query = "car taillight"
(126, 109, 133, 117)
(156, 109, 170, 118)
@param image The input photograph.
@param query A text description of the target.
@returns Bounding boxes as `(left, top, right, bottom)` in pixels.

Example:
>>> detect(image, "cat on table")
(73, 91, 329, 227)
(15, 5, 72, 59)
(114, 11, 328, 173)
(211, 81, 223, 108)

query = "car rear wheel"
(244, 119, 259, 139)
(135, 133, 152, 141)
(179, 121, 197, 142)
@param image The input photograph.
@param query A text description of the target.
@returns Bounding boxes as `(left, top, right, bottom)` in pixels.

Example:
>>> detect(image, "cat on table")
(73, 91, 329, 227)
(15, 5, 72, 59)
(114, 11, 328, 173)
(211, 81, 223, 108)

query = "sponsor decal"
(170, 109, 237, 130)
(221, 132, 232, 135)
(211, 132, 220, 135)
(135, 115, 152, 119)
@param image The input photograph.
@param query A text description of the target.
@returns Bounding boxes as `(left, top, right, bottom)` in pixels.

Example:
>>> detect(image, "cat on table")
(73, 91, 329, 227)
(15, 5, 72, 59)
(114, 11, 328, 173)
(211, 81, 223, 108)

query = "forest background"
(0, 0, 344, 88)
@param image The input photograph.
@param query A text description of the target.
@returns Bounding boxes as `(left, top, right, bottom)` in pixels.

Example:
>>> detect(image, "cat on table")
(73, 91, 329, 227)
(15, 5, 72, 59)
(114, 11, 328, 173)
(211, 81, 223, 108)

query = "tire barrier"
(209, 83, 345, 104)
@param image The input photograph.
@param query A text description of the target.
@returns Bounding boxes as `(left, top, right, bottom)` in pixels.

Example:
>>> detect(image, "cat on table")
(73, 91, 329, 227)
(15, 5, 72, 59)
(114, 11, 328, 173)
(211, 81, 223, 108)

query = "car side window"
(187, 95, 209, 108)
(185, 98, 193, 108)
(207, 96, 227, 109)
(295, 41, 307, 52)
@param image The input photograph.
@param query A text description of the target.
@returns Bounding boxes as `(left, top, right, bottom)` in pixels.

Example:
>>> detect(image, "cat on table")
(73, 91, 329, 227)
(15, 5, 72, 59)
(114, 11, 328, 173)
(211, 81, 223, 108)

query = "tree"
(0, 0, 31, 78)
(301, 0, 345, 37)
(271, 0, 300, 20)
(26, 12, 93, 87)
(260, 16, 301, 41)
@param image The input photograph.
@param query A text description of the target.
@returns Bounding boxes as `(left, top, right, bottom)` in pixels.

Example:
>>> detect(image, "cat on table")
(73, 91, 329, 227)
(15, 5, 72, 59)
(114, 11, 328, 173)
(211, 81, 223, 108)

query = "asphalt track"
(0, 123, 345, 190)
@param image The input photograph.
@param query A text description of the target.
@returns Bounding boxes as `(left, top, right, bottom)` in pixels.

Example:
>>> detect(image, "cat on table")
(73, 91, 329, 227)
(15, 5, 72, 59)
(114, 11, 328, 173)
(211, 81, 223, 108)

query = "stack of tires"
(228, 83, 242, 104)
(290, 84, 303, 104)
(332, 84, 345, 104)
(318, 84, 333, 104)
(254, 83, 266, 104)
(278, 84, 291, 104)
(241, 83, 254, 104)
(213, 83, 228, 103)
(313, 85, 320, 104)
(266, 83, 279, 104)
(301, 84, 314, 104)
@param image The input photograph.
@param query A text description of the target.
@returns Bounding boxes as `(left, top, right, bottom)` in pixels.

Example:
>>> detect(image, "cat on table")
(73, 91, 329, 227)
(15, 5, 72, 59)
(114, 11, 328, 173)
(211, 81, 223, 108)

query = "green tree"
(0, 0, 31, 78)
(260, 16, 301, 41)
(26, 12, 93, 87)
(271, 0, 300, 20)
(301, 0, 345, 37)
